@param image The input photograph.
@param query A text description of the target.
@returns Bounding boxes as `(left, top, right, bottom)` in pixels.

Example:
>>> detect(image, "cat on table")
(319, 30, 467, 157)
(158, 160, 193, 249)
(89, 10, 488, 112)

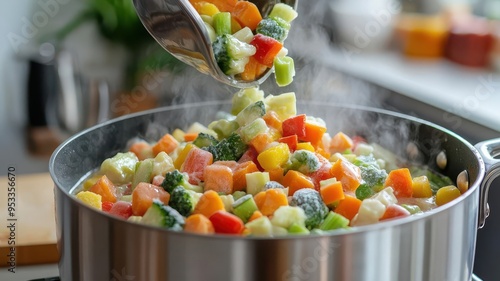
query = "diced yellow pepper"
(296, 142, 314, 152)
(76, 191, 102, 210)
(257, 143, 290, 171)
(174, 143, 195, 169)
(82, 174, 103, 191)
(194, 2, 220, 17)
(412, 176, 433, 198)
(231, 16, 242, 34)
(435, 185, 461, 206)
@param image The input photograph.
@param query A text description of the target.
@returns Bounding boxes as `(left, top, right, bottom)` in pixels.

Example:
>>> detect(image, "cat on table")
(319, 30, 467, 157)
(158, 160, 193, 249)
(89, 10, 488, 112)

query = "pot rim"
(49, 99, 486, 240)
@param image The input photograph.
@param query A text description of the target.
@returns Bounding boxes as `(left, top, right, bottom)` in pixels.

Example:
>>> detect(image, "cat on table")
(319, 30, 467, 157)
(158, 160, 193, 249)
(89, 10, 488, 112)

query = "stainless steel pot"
(49, 100, 500, 281)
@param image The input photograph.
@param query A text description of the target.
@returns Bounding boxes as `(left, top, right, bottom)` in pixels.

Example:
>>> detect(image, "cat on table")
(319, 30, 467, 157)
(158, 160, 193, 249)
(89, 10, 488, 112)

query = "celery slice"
(274, 56, 295, 87)
(319, 211, 349, 231)
(213, 12, 231, 35)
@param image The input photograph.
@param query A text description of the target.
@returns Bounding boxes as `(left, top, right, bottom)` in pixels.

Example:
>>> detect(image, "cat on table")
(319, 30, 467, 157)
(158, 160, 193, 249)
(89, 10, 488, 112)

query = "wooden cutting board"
(0, 173, 59, 266)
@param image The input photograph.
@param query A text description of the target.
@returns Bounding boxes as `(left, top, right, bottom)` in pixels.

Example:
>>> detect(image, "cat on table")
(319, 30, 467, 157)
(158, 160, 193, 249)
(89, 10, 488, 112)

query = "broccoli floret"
(264, 181, 285, 190)
(204, 133, 248, 161)
(256, 17, 288, 42)
(286, 150, 320, 174)
(354, 155, 388, 194)
(168, 186, 198, 216)
(192, 132, 219, 148)
(290, 189, 329, 230)
(160, 169, 188, 193)
(212, 34, 256, 75)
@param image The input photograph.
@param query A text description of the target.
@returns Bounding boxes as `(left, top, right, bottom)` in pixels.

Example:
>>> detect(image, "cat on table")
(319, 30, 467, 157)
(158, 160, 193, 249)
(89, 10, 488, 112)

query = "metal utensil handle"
(475, 138, 500, 228)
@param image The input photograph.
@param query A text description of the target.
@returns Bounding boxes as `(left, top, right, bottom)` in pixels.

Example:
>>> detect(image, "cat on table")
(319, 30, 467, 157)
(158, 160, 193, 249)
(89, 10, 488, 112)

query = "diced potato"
(76, 191, 102, 210)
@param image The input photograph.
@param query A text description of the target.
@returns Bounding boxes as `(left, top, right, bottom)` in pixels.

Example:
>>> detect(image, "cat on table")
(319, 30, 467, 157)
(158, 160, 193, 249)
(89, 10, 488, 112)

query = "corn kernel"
(435, 185, 461, 206)
(76, 191, 102, 210)
(257, 143, 289, 171)
(412, 176, 433, 198)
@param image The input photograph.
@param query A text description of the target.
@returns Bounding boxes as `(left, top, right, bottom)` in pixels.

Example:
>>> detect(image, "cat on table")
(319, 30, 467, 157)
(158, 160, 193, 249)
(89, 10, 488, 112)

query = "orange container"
(397, 14, 449, 58)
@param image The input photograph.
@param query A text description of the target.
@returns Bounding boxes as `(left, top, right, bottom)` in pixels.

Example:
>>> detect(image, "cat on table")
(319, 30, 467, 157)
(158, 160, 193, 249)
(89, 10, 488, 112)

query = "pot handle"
(475, 138, 500, 228)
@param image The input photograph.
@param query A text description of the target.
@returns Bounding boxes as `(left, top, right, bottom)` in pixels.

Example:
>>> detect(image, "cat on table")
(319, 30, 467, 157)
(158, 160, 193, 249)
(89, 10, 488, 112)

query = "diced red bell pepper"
(282, 114, 306, 138)
(209, 210, 245, 235)
(109, 201, 133, 219)
(102, 201, 114, 212)
(278, 134, 298, 151)
(238, 147, 263, 171)
(309, 153, 333, 189)
(250, 34, 283, 67)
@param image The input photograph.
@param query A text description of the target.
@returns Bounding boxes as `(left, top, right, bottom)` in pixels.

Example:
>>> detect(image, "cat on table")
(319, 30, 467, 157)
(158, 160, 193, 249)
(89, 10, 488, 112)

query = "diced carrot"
(250, 133, 274, 153)
(241, 56, 268, 81)
(131, 182, 170, 216)
(279, 134, 298, 151)
(184, 132, 199, 142)
(129, 141, 153, 160)
(152, 133, 179, 156)
(263, 110, 283, 133)
(315, 146, 331, 160)
(268, 167, 285, 183)
(231, 1, 262, 30)
(203, 164, 234, 194)
(193, 190, 226, 218)
(184, 214, 215, 234)
(320, 181, 345, 206)
(174, 143, 195, 169)
(89, 175, 117, 203)
(334, 195, 362, 221)
(384, 168, 413, 198)
(181, 147, 214, 184)
(248, 210, 263, 222)
(233, 161, 259, 192)
(189, 0, 237, 12)
(282, 170, 315, 196)
(330, 158, 362, 191)
(330, 132, 354, 153)
(282, 114, 306, 138)
(254, 189, 288, 216)
(301, 122, 327, 148)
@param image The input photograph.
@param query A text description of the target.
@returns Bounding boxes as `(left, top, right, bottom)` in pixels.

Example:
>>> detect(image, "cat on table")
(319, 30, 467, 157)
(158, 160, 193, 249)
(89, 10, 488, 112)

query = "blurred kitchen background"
(0, 0, 499, 279)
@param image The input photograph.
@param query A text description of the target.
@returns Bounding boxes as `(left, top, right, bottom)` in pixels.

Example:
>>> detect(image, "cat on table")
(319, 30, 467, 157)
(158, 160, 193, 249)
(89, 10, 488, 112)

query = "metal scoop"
(133, 0, 296, 88)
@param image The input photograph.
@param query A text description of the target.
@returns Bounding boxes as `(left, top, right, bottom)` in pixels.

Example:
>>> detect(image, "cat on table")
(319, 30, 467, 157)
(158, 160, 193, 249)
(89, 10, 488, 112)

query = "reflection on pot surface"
(50, 100, 500, 281)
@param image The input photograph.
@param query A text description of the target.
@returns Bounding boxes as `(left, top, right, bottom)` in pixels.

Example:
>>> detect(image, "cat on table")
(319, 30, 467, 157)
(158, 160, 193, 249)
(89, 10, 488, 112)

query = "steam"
(146, 0, 425, 165)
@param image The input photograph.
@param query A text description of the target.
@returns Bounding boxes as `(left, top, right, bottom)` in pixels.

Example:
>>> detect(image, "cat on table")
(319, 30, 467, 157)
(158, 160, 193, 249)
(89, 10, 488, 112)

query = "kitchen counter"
(313, 47, 500, 133)
(0, 173, 59, 280)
